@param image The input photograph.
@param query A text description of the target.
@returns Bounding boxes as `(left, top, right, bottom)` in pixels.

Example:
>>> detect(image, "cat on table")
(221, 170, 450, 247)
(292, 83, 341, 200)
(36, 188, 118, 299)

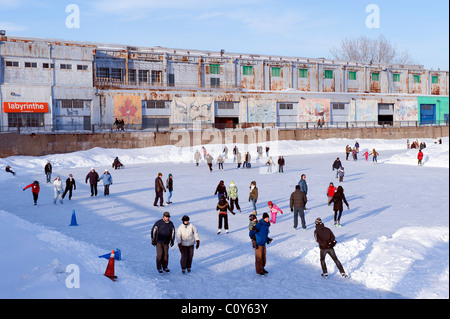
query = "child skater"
(267, 201, 283, 224)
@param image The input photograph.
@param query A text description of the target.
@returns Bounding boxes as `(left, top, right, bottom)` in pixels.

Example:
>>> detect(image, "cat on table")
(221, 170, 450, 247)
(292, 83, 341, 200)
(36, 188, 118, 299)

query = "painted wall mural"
(114, 95, 142, 124)
(172, 96, 214, 123)
(298, 99, 330, 122)
(348, 99, 377, 121)
(239, 98, 276, 123)
(394, 101, 418, 121)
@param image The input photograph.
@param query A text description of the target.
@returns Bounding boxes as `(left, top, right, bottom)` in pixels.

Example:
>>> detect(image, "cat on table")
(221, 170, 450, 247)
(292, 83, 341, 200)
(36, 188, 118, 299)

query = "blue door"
(420, 104, 436, 125)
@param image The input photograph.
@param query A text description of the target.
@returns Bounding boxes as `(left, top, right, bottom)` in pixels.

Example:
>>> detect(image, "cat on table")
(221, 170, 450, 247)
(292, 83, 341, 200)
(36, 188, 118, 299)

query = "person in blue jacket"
(251, 212, 273, 275)
(298, 174, 308, 195)
(98, 169, 113, 196)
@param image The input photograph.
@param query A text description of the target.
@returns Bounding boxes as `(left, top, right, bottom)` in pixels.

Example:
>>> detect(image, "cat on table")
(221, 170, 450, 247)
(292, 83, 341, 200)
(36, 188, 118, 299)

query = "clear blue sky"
(1, 0, 448, 70)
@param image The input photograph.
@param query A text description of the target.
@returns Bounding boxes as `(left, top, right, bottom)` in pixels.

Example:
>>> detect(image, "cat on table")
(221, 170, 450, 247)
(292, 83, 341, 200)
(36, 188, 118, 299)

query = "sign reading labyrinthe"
(3, 102, 49, 113)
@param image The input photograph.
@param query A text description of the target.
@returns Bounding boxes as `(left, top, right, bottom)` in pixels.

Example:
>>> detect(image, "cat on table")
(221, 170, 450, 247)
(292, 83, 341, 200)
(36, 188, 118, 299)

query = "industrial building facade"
(0, 35, 449, 132)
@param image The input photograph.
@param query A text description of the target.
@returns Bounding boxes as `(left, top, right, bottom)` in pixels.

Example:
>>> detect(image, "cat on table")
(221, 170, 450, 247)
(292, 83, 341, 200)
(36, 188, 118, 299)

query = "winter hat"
(262, 212, 269, 219)
(230, 181, 235, 185)
(163, 212, 171, 217)
(267, 201, 272, 206)
(249, 214, 257, 221)
(315, 217, 323, 225)
(182, 215, 189, 222)
(169, 173, 172, 177)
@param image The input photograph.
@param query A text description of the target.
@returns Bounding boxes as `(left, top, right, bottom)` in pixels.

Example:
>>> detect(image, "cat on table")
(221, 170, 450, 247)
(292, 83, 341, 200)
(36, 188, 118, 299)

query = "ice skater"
(267, 201, 283, 224)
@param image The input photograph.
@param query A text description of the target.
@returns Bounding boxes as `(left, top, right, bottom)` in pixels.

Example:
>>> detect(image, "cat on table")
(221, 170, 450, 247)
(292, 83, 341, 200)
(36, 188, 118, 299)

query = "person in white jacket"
(177, 215, 200, 274)
(53, 176, 63, 205)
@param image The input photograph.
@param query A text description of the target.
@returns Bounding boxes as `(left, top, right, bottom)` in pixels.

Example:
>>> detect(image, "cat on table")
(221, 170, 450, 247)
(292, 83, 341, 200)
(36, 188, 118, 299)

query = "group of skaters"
(22, 161, 115, 206)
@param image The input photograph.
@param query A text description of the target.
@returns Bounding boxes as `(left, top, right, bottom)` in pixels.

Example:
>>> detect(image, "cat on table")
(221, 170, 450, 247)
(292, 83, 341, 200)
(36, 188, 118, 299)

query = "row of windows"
(5, 60, 89, 70)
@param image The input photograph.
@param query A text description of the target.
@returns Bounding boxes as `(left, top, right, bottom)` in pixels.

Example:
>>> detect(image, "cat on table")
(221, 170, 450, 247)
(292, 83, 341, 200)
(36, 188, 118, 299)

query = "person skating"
(5, 165, 15, 176)
(214, 180, 227, 202)
(266, 156, 274, 173)
(370, 149, 379, 163)
(176, 215, 200, 274)
(217, 154, 224, 170)
(363, 150, 369, 161)
(277, 156, 285, 173)
(249, 181, 258, 214)
(290, 185, 307, 229)
(248, 213, 258, 248)
(345, 145, 351, 161)
(251, 212, 273, 275)
(85, 168, 99, 196)
(337, 166, 345, 182)
(62, 174, 76, 200)
(236, 151, 242, 168)
(166, 173, 173, 204)
(417, 150, 424, 166)
(53, 176, 63, 205)
(228, 181, 241, 212)
(332, 158, 342, 178)
(328, 185, 349, 227)
(154, 172, 166, 207)
(298, 174, 308, 195)
(112, 157, 123, 169)
(151, 212, 175, 274)
(98, 169, 113, 196)
(216, 195, 235, 234)
(23, 181, 40, 206)
(326, 182, 336, 202)
(44, 160, 52, 183)
(314, 217, 348, 278)
(267, 201, 283, 224)
(206, 153, 213, 172)
(194, 150, 201, 166)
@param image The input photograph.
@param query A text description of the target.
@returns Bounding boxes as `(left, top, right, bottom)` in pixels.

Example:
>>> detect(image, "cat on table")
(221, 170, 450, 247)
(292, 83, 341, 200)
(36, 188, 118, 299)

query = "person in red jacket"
(417, 150, 424, 166)
(23, 181, 40, 206)
(326, 182, 336, 202)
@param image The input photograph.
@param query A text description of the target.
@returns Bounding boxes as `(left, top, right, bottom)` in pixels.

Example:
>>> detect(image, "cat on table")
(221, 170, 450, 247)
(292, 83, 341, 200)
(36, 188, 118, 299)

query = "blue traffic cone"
(99, 248, 121, 260)
(69, 210, 78, 226)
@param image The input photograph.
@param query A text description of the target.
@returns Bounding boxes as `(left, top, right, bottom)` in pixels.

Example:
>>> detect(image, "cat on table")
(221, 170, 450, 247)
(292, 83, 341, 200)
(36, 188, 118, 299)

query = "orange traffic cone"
(104, 250, 117, 281)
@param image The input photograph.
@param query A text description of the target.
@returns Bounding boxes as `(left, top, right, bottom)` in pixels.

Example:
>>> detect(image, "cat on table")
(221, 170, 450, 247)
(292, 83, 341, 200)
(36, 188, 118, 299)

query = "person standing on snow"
(228, 181, 241, 212)
(290, 185, 307, 230)
(337, 166, 345, 183)
(236, 151, 242, 169)
(266, 156, 274, 173)
(267, 201, 283, 224)
(5, 165, 15, 176)
(177, 215, 200, 274)
(417, 150, 424, 166)
(216, 195, 235, 234)
(53, 176, 63, 205)
(370, 149, 379, 163)
(314, 217, 348, 278)
(151, 212, 175, 274)
(23, 181, 40, 206)
(298, 174, 308, 195)
(217, 154, 224, 170)
(85, 168, 99, 197)
(154, 172, 166, 207)
(194, 150, 201, 166)
(345, 145, 351, 161)
(214, 180, 227, 202)
(206, 153, 213, 172)
(166, 173, 173, 204)
(326, 182, 336, 202)
(98, 169, 113, 196)
(332, 158, 342, 178)
(328, 185, 349, 227)
(251, 212, 273, 275)
(249, 181, 258, 214)
(62, 174, 76, 200)
(44, 160, 52, 183)
(278, 156, 285, 173)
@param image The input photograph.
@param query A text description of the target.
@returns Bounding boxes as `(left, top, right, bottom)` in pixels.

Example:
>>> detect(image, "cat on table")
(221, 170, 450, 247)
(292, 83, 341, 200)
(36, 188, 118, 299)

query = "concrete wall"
(1, 126, 448, 158)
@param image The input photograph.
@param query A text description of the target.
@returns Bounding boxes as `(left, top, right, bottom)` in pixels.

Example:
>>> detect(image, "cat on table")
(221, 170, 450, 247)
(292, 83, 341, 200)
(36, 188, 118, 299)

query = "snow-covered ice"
(0, 137, 448, 299)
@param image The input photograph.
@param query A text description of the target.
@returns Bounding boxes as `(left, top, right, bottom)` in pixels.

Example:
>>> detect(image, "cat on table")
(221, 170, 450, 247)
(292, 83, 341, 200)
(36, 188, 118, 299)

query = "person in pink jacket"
(363, 151, 369, 161)
(267, 201, 283, 224)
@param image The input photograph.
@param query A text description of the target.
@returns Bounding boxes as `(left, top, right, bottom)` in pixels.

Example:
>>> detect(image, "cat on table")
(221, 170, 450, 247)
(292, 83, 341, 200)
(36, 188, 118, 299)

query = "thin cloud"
(0, 22, 27, 32)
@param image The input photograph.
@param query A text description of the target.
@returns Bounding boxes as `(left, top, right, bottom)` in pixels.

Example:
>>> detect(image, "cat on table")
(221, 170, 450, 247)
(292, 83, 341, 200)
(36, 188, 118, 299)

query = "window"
(8, 113, 44, 128)
(298, 69, 308, 78)
(371, 72, 379, 81)
(6, 61, 19, 67)
(243, 65, 253, 76)
(393, 73, 400, 82)
(278, 103, 294, 110)
(217, 102, 236, 109)
(60, 64, 72, 70)
(413, 75, 421, 83)
(211, 77, 220, 88)
(168, 74, 175, 87)
(138, 70, 149, 83)
(151, 70, 162, 84)
(143, 100, 170, 109)
(324, 70, 333, 79)
(432, 76, 439, 84)
(60, 100, 88, 109)
(43, 63, 55, 69)
(25, 62, 37, 68)
(210, 64, 220, 74)
(111, 68, 123, 81)
(348, 71, 357, 80)
(77, 64, 88, 71)
(332, 103, 346, 110)
(271, 67, 281, 77)
(128, 69, 136, 83)
(96, 67, 109, 78)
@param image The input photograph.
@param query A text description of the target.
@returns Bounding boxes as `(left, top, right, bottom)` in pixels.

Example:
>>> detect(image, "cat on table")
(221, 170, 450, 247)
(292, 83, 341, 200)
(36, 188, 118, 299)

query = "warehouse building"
(0, 34, 448, 132)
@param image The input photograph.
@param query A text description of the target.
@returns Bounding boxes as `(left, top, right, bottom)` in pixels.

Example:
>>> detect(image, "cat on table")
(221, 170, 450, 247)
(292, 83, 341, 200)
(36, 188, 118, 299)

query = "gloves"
(267, 237, 273, 245)
(151, 239, 156, 246)
(347, 205, 350, 210)
(231, 211, 236, 215)
(290, 208, 293, 212)
(196, 240, 200, 249)
(170, 240, 174, 247)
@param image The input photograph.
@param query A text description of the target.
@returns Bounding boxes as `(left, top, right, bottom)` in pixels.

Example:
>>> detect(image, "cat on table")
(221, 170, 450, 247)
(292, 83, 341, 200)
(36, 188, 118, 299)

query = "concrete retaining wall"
(1, 126, 448, 158)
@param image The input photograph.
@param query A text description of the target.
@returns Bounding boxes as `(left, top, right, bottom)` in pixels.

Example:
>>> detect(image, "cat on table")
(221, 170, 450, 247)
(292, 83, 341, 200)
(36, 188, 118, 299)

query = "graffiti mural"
(394, 101, 418, 121)
(239, 98, 276, 123)
(172, 97, 214, 123)
(348, 100, 377, 121)
(298, 99, 330, 122)
(114, 95, 142, 124)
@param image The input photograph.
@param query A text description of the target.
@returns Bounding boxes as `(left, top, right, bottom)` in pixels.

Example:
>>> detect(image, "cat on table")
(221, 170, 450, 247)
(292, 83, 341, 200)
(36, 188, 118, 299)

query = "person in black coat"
(328, 185, 349, 226)
(314, 217, 347, 278)
(85, 168, 99, 196)
(62, 174, 76, 200)
(44, 161, 52, 183)
(151, 212, 175, 273)
(154, 172, 166, 207)
(332, 158, 342, 178)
